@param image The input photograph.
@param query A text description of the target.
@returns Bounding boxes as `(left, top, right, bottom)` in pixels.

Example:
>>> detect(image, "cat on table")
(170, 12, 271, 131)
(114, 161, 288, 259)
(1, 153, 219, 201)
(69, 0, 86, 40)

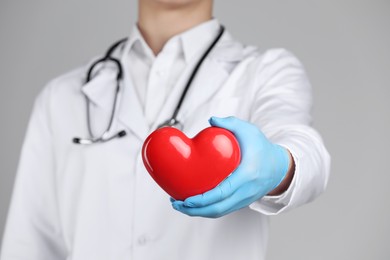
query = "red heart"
(142, 127, 241, 201)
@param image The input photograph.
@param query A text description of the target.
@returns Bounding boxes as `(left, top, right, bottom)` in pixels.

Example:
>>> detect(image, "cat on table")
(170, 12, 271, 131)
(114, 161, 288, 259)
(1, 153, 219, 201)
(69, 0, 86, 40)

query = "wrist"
(267, 148, 295, 196)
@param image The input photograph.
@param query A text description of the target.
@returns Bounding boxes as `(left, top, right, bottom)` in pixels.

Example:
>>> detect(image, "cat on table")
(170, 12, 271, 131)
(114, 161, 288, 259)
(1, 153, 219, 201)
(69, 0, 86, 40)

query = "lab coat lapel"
(150, 30, 245, 131)
(81, 58, 149, 142)
(178, 31, 245, 120)
(116, 63, 149, 141)
(178, 59, 228, 118)
(149, 53, 231, 131)
(81, 68, 118, 110)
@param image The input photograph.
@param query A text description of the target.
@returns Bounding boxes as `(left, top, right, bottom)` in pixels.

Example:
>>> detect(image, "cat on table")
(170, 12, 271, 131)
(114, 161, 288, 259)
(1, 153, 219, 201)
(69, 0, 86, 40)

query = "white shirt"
(0, 18, 330, 260)
(127, 19, 222, 127)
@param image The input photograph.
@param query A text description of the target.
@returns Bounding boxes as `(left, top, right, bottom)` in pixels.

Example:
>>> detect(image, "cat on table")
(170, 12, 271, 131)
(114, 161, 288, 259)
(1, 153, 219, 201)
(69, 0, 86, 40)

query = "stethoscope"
(73, 25, 225, 145)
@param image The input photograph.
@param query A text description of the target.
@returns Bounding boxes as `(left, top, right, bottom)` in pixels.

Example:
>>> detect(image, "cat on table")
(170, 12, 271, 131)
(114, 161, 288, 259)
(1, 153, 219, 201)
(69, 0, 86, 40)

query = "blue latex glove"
(171, 116, 291, 218)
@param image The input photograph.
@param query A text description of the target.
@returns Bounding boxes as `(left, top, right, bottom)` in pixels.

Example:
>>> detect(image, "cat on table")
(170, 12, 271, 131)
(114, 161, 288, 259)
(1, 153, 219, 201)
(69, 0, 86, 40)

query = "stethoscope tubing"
(73, 25, 225, 145)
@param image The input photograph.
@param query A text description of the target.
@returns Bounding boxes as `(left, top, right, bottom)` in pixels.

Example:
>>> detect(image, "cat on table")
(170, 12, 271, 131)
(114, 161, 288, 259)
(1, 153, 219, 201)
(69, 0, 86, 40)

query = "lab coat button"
(155, 70, 165, 77)
(137, 235, 149, 246)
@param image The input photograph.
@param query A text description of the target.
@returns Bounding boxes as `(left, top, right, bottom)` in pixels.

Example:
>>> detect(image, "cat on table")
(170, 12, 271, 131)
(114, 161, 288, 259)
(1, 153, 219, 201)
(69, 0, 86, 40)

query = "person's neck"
(137, 1, 213, 56)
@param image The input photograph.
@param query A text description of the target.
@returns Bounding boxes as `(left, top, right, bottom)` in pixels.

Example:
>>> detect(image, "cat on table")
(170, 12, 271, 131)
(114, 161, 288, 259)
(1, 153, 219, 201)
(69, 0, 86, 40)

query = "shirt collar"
(126, 18, 222, 63)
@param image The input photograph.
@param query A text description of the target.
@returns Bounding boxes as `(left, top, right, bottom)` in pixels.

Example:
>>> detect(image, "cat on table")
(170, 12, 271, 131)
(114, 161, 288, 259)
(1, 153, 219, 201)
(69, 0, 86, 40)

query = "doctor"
(1, 0, 330, 259)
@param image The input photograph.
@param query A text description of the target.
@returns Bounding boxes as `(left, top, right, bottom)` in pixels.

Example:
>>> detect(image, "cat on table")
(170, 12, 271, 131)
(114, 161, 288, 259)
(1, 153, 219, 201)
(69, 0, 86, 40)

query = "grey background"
(0, 0, 389, 259)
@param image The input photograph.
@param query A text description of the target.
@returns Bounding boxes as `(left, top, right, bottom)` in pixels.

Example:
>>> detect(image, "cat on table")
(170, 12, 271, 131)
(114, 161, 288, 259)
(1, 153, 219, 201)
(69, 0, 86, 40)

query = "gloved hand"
(171, 116, 291, 218)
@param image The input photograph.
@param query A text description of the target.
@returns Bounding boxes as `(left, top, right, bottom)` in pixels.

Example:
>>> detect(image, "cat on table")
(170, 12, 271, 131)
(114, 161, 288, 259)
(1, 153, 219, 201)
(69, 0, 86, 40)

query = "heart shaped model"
(142, 127, 241, 201)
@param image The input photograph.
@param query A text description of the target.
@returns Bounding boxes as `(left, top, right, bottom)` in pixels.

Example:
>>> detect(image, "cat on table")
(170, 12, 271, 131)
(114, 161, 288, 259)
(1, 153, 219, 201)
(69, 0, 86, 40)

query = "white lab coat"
(1, 27, 330, 260)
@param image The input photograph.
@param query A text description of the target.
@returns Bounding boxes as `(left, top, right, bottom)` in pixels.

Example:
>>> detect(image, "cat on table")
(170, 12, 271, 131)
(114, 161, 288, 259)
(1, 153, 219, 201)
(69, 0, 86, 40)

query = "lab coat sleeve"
(248, 49, 331, 215)
(0, 84, 67, 259)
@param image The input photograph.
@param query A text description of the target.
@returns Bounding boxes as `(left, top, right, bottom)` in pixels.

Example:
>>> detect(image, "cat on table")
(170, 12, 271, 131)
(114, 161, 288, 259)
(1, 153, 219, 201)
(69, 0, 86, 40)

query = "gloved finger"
(209, 116, 244, 133)
(169, 197, 176, 203)
(173, 188, 252, 218)
(171, 200, 184, 209)
(183, 166, 246, 208)
(209, 116, 264, 148)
